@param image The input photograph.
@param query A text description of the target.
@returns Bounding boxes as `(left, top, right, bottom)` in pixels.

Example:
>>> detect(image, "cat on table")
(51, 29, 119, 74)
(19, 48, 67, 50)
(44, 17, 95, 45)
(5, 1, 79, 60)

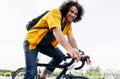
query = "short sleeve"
(47, 8, 62, 29)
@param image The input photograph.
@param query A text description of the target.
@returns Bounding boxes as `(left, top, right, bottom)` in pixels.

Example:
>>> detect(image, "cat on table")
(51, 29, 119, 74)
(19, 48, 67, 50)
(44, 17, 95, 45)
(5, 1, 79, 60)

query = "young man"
(23, 1, 91, 79)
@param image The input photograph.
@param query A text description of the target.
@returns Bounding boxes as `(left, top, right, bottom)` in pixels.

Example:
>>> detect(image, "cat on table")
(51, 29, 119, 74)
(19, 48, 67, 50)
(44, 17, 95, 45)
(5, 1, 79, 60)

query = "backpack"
(26, 10, 66, 46)
(26, 10, 49, 31)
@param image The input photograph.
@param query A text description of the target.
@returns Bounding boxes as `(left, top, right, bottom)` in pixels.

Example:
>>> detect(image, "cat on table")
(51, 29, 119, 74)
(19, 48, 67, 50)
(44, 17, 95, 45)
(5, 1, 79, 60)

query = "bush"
(3, 72, 11, 77)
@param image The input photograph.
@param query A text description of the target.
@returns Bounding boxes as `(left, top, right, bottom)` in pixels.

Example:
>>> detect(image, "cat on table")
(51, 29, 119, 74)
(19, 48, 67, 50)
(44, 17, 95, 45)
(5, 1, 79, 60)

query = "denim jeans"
(23, 41, 64, 79)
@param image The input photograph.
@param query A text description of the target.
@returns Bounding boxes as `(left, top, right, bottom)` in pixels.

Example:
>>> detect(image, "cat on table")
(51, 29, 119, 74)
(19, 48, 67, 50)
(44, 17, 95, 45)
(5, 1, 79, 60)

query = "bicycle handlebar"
(75, 57, 90, 70)
(74, 50, 90, 70)
(37, 50, 89, 70)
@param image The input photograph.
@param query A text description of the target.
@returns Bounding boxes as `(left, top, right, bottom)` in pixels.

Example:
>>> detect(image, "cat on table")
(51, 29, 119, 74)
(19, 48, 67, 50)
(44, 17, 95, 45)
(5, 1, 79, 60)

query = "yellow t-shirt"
(25, 8, 73, 50)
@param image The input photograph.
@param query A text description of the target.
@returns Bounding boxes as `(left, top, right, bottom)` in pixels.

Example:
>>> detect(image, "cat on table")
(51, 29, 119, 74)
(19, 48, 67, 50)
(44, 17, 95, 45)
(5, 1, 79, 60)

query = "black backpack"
(26, 10, 66, 46)
(26, 10, 49, 31)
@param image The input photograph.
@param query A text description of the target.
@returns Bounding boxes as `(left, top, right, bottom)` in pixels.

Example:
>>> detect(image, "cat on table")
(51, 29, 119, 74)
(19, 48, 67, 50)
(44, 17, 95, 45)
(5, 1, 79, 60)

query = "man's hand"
(81, 55, 91, 65)
(67, 48, 82, 62)
(67, 49, 91, 65)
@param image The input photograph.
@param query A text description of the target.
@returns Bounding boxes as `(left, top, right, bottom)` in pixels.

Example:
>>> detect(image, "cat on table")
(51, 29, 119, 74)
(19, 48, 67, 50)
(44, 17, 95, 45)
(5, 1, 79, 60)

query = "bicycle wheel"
(72, 76, 89, 79)
(12, 67, 25, 79)
(64, 74, 89, 79)
(66, 77, 89, 79)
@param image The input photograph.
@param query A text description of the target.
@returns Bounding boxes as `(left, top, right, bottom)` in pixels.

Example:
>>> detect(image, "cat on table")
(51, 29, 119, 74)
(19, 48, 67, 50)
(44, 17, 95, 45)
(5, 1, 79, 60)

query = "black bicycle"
(12, 51, 90, 79)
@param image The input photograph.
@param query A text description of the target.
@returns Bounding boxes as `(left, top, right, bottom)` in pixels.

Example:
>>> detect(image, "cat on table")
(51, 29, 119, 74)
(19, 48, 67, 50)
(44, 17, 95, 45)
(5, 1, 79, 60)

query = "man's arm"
(53, 27, 72, 51)
(53, 27, 81, 61)
(67, 34, 79, 49)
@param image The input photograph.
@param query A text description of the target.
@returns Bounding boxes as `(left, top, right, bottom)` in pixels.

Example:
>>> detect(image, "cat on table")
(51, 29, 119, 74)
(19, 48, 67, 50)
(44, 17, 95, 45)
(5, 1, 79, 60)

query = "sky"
(0, 0, 120, 71)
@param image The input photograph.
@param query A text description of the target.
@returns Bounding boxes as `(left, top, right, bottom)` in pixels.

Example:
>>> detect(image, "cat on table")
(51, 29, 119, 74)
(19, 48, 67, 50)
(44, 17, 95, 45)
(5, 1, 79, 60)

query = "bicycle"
(12, 50, 90, 79)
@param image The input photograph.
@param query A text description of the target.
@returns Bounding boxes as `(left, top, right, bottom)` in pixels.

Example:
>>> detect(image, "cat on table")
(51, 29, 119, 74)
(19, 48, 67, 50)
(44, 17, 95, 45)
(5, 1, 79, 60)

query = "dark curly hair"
(59, 0, 84, 23)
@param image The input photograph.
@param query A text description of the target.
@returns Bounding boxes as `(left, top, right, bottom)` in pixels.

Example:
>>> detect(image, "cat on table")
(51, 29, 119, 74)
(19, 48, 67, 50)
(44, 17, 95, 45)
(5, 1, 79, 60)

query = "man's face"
(65, 6, 78, 22)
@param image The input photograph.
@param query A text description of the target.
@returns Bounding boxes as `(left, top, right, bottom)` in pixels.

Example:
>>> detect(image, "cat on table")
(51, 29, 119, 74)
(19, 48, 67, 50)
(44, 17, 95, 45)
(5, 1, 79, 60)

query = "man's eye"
(70, 10, 74, 13)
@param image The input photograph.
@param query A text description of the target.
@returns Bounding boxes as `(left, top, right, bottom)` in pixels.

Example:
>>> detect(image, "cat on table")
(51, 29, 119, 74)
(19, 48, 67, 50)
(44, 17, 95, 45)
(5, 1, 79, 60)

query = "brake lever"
(79, 49, 84, 55)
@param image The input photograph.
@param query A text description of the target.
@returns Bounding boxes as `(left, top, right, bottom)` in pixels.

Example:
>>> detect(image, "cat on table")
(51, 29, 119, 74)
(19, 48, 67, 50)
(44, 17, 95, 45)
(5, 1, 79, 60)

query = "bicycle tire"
(12, 67, 25, 79)
(66, 77, 89, 79)
(72, 76, 89, 79)
(64, 74, 89, 79)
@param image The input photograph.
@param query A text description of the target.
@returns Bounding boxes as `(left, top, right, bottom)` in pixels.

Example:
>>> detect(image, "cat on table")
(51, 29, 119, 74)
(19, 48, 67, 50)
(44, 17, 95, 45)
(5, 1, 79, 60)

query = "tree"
(85, 66, 103, 79)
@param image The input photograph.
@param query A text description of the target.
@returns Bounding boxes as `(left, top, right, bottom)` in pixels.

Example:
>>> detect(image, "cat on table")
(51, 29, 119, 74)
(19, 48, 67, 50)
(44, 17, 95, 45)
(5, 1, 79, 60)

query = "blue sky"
(0, 0, 120, 70)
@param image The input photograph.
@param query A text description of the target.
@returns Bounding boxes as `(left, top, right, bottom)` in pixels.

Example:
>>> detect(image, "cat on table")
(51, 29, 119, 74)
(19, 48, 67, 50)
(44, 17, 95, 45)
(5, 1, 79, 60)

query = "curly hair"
(59, 0, 84, 23)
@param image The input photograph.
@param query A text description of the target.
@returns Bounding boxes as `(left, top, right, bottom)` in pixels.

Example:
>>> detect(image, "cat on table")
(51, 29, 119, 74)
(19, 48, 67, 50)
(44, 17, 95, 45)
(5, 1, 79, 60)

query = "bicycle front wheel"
(66, 76, 89, 79)
(12, 67, 25, 79)
(64, 74, 89, 79)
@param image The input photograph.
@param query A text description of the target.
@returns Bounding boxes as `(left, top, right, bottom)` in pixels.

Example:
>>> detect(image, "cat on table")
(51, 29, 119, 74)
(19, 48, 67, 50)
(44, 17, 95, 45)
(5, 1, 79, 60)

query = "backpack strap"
(31, 16, 65, 30)
(61, 21, 66, 31)
(32, 26, 49, 29)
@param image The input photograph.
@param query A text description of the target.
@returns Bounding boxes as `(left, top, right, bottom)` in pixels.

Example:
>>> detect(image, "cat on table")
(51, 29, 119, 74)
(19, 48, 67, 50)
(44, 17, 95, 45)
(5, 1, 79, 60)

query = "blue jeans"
(23, 41, 64, 79)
